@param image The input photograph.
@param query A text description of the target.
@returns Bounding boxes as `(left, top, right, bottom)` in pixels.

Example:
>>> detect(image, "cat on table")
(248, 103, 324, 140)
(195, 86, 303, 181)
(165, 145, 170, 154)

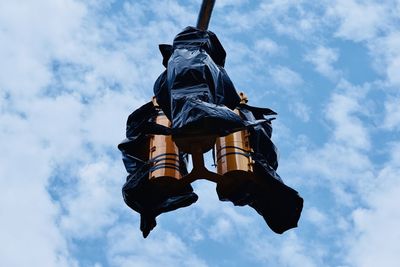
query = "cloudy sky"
(1, 0, 400, 266)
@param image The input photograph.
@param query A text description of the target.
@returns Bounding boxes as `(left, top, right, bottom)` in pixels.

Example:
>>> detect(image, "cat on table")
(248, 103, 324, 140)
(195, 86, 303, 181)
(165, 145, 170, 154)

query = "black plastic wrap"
(239, 103, 279, 170)
(154, 26, 244, 138)
(118, 101, 198, 238)
(216, 104, 303, 234)
(248, 154, 303, 234)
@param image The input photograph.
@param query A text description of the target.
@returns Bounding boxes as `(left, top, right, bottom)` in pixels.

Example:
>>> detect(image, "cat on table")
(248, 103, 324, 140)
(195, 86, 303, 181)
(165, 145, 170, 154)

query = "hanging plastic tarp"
(249, 154, 303, 234)
(215, 103, 303, 234)
(118, 101, 198, 238)
(238, 103, 279, 170)
(153, 26, 245, 139)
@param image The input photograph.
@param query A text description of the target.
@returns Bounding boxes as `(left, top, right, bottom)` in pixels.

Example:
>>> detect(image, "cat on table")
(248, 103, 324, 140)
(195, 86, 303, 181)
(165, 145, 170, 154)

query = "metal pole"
(196, 0, 216, 31)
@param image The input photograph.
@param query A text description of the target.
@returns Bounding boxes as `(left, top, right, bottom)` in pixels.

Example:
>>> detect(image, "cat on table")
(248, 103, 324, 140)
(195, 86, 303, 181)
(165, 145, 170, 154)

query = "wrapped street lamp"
(119, 0, 303, 238)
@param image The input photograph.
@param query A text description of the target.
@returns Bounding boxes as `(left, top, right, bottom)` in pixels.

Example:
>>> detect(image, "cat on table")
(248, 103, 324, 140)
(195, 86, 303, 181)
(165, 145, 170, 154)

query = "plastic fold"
(154, 26, 245, 139)
(118, 101, 198, 238)
(216, 104, 303, 234)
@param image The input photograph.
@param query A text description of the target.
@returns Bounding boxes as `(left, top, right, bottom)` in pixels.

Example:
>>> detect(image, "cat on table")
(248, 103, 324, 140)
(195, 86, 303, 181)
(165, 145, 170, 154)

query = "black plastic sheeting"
(239, 103, 279, 170)
(216, 104, 303, 234)
(118, 101, 198, 238)
(154, 26, 245, 138)
(119, 26, 303, 237)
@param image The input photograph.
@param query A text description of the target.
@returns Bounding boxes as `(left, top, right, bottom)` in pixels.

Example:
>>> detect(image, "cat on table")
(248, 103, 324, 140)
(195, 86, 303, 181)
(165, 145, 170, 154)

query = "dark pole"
(196, 0, 216, 31)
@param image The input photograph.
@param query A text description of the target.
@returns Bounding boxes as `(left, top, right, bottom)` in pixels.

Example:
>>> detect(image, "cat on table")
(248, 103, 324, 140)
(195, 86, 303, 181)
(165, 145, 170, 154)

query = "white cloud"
(296, 142, 372, 198)
(328, 0, 388, 42)
(254, 38, 281, 56)
(305, 207, 328, 226)
(0, 0, 86, 95)
(345, 144, 400, 267)
(269, 65, 304, 89)
(0, 0, 88, 266)
(149, 0, 196, 27)
(208, 217, 234, 240)
(383, 97, 400, 130)
(266, 65, 309, 126)
(305, 46, 340, 80)
(256, 0, 323, 40)
(179, 180, 256, 242)
(81, 91, 144, 147)
(282, 77, 400, 266)
(0, 0, 166, 265)
(328, 1, 400, 87)
(284, 81, 375, 208)
(60, 160, 123, 238)
(106, 224, 208, 267)
(277, 234, 319, 267)
(289, 101, 311, 122)
(216, 0, 248, 8)
(248, 232, 321, 267)
(368, 32, 400, 87)
(326, 93, 369, 149)
(0, 112, 78, 267)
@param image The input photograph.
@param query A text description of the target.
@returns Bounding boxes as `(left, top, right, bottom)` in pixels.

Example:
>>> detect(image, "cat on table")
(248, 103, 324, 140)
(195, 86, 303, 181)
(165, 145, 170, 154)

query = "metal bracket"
(179, 144, 223, 185)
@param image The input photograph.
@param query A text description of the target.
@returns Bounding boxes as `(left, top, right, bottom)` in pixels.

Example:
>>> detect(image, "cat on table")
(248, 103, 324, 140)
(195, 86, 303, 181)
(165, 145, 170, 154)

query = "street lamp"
(119, 0, 303, 238)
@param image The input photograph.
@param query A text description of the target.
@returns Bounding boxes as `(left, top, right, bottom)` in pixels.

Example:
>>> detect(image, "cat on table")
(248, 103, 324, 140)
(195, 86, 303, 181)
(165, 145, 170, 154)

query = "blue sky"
(1, 0, 400, 266)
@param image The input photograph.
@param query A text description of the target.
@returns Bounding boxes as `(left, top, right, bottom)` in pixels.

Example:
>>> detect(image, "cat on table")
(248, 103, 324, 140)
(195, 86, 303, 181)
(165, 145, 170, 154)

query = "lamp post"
(196, 0, 216, 31)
